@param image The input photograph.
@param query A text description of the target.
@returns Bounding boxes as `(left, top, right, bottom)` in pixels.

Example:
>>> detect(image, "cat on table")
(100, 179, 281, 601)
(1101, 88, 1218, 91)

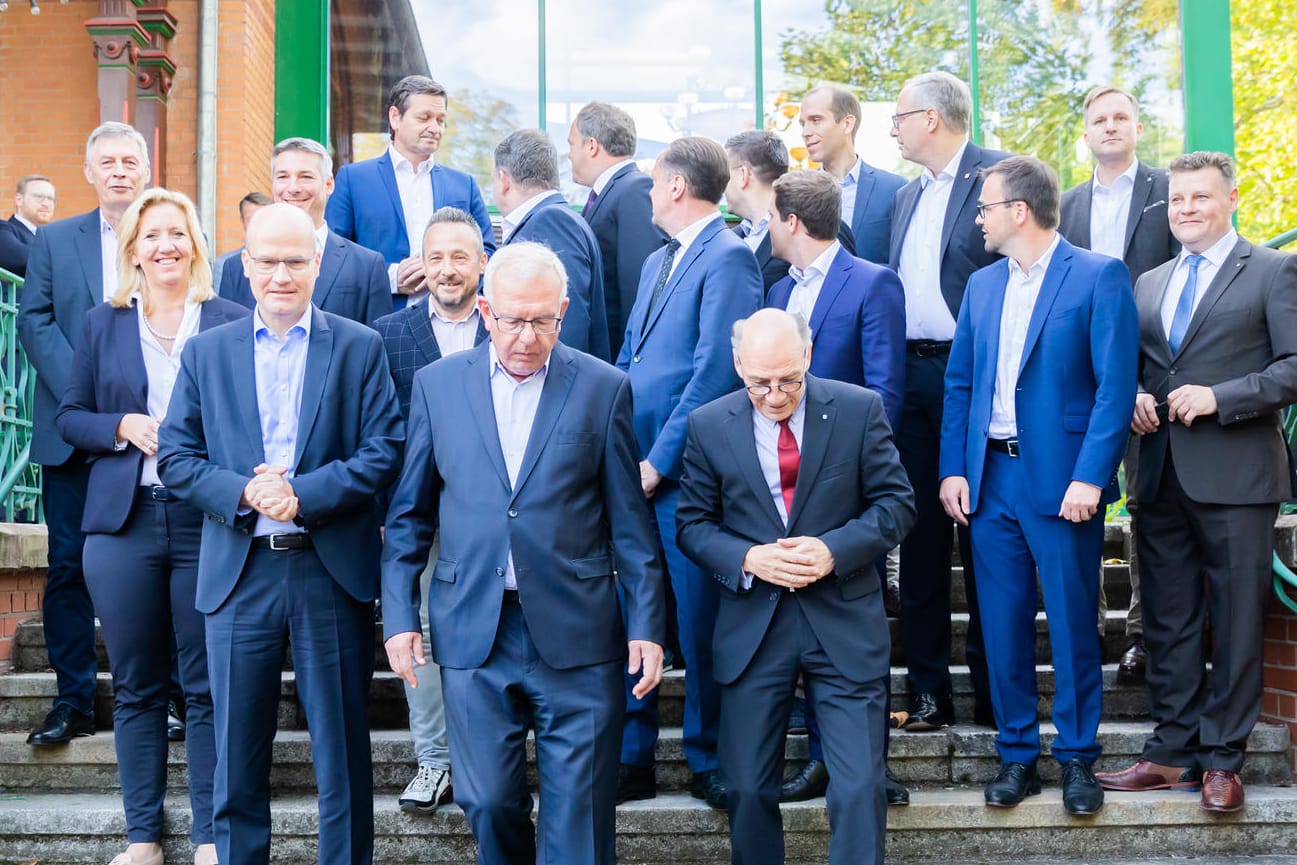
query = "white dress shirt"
(989, 233, 1061, 439)
(667, 212, 721, 282)
(898, 142, 967, 340)
(740, 214, 770, 253)
(489, 343, 549, 589)
(135, 295, 202, 486)
(429, 305, 481, 357)
(500, 190, 554, 243)
(786, 240, 841, 326)
(388, 144, 436, 294)
(313, 221, 328, 256)
(100, 213, 120, 302)
(838, 157, 863, 226)
(1159, 229, 1239, 338)
(592, 159, 634, 195)
(1089, 159, 1138, 261)
(16, 214, 37, 234)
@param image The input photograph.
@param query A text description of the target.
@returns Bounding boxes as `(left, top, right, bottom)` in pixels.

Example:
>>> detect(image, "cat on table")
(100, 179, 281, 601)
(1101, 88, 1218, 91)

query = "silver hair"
(730, 310, 812, 354)
(482, 241, 569, 306)
(901, 71, 972, 134)
(271, 137, 334, 180)
(85, 122, 150, 168)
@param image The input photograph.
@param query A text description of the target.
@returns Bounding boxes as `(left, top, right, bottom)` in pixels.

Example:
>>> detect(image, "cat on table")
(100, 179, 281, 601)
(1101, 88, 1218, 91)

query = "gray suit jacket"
(1134, 238, 1297, 505)
(1059, 160, 1179, 285)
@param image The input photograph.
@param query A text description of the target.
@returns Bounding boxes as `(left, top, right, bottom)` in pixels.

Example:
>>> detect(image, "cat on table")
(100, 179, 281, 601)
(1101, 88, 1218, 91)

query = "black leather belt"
(502, 589, 521, 605)
(141, 485, 173, 501)
(987, 437, 1020, 457)
(252, 533, 313, 551)
(906, 339, 953, 357)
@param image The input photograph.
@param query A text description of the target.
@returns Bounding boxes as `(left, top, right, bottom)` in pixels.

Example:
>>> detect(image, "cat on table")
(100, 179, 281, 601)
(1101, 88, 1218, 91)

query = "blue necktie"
(1167, 254, 1205, 354)
(644, 239, 681, 324)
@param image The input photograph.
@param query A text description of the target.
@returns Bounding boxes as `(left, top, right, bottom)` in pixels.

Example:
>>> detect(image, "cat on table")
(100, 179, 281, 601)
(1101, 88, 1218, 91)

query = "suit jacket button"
(1169, 368, 1177, 375)
(769, 592, 778, 601)
(496, 567, 505, 576)
(633, 355, 641, 363)
(508, 509, 518, 518)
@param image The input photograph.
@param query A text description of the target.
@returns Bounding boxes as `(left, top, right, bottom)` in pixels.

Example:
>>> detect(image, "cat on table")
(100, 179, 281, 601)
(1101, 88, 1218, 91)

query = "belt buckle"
(268, 534, 290, 551)
(1006, 438, 1019, 457)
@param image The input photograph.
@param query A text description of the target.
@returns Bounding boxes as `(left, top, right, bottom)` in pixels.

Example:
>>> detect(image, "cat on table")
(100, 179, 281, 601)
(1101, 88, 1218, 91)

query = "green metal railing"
(0, 267, 41, 523)
(1267, 228, 1297, 611)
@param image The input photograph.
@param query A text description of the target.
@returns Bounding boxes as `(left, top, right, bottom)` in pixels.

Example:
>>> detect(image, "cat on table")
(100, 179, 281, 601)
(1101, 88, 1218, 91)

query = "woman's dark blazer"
(56, 296, 250, 534)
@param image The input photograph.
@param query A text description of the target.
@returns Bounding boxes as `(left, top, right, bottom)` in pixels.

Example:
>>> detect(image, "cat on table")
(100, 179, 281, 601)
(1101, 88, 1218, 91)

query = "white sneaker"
(399, 763, 453, 814)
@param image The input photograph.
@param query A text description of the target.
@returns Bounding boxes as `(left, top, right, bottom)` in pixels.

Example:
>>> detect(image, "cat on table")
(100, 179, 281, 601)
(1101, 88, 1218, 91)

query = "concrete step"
(0, 723, 1288, 797)
(2, 786, 1294, 865)
(0, 660, 1157, 735)
(951, 560, 1133, 614)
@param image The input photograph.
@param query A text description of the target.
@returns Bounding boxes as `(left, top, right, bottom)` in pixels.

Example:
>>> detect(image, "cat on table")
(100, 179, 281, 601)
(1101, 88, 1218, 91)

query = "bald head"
(242, 202, 320, 336)
(732, 309, 812, 422)
(245, 201, 316, 251)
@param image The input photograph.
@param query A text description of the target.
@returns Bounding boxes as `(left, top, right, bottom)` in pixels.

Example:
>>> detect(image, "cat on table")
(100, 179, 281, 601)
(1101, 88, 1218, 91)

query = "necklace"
(142, 312, 179, 342)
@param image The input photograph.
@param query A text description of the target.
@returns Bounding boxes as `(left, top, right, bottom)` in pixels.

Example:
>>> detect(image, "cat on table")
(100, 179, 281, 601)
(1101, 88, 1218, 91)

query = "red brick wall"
(0, 569, 44, 667)
(1262, 599, 1297, 779)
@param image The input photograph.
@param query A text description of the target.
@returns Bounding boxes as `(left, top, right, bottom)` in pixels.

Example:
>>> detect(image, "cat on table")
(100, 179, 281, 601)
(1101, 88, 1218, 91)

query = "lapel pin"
(963, 172, 971, 179)
(821, 413, 828, 420)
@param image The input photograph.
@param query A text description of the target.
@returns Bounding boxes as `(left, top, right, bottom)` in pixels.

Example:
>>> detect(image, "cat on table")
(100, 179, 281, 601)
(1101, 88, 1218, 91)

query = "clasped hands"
(742, 537, 835, 591)
(240, 463, 299, 522)
(1131, 386, 1216, 433)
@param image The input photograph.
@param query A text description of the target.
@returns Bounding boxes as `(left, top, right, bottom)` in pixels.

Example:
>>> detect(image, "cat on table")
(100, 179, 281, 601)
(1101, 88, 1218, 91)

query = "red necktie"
(777, 419, 799, 518)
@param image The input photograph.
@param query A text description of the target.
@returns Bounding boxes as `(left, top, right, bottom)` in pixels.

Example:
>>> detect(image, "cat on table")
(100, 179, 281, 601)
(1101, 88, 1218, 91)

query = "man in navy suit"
(219, 138, 391, 326)
(382, 242, 665, 865)
(1058, 85, 1179, 683)
(158, 203, 403, 865)
(677, 309, 915, 865)
(494, 129, 610, 361)
(614, 136, 763, 806)
(799, 84, 906, 265)
(0, 175, 56, 277)
(373, 206, 488, 815)
(212, 191, 270, 299)
(567, 101, 667, 358)
(939, 156, 1137, 814)
(326, 75, 495, 310)
(18, 122, 150, 746)
(887, 71, 1011, 736)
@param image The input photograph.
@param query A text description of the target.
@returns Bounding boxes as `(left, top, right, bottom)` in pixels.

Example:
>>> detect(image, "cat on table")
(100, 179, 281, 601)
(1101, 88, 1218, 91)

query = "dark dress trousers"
(581, 163, 668, 358)
(615, 214, 763, 774)
(0, 214, 36, 276)
(1132, 239, 1297, 773)
(887, 143, 1010, 710)
(158, 308, 403, 865)
(676, 377, 915, 865)
(17, 207, 107, 717)
(56, 297, 248, 845)
(382, 341, 666, 865)
(505, 191, 611, 361)
(218, 231, 393, 326)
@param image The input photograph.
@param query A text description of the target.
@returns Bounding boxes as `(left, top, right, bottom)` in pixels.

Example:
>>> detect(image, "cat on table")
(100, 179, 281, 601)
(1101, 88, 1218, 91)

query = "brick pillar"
(85, 2, 150, 125)
(136, 5, 179, 187)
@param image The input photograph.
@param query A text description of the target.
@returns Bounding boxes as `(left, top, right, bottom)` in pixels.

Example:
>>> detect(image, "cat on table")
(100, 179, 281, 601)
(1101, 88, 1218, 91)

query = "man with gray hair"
(676, 307, 914, 865)
(218, 137, 391, 326)
(886, 70, 1012, 737)
(383, 241, 666, 865)
(567, 102, 667, 357)
(494, 129, 611, 361)
(19, 121, 150, 746)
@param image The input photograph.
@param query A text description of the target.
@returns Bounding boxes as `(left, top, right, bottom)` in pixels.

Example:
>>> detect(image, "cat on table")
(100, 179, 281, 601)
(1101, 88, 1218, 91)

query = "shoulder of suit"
(84, 300, 123, 326)
(318, 308, 381, 345)
(40, 209, 98, 238)
(330, 231, 385, 263)
(694, 387, 749, 424)
(813, 375, 878, 410)
(372, 302, 420, 334)
(208, 296, 252, 320)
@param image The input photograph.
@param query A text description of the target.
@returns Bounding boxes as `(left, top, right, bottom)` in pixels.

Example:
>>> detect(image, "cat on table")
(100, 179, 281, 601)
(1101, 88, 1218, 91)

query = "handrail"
(1274, 553, 1297, 615)
(0, 266, 42, 523)
(1264, 227, 1297, 250)
(1274, 227, 1297, 610)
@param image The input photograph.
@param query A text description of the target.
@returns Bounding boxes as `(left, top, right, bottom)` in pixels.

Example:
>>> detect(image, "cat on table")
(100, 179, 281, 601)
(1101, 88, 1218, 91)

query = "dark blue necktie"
(644, 239, 681, 324)
(1167, 254, 1205, 354)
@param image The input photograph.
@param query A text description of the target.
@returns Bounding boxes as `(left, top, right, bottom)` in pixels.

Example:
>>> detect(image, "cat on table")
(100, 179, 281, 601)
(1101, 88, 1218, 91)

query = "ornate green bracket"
(0, 268, 42, 523)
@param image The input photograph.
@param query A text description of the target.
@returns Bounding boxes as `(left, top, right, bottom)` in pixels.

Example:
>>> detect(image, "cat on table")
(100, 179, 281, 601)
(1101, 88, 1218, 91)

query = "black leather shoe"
(984, 761, 1040, 807)
(27, 705, 95, 746)
(691, 769, 727, 810)
(167, 700, 186, 742)
(885, 765, 910, 806)
(1117, 635, 1148, 684)
(903, 691, 954, 731)
(780, 759, 829, 802)
(616, 763, 656, 804)
(1060, 758, 1104, 815)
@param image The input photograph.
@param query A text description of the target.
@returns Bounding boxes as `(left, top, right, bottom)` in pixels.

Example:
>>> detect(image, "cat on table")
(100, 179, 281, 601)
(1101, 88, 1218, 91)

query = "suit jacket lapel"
(313, 233, 345, 309)
(889, 181, 921, 265)
(77, 210, 104, 307)
(584, 164, 631, 224)
(1123, 162, 1155, 256)
(407, 303, 444, 366)
(1071, 178, 1095, 249)
(940, 146, 983, 261)
(638, 216, 722, 348)
(1175, 239, 1249, 358)
(755, 232, 773, 270)
(851, 167, 878, 241)
(464, 345, 511, 491)
(293, 308, 333, 467)
(510, 348, 576, 500)
(231, 325, 266, 462)
(724, 401, 786, 535)
(113, 307, 149, 408)
(806, 248, 851, 338)
(787, 380, 833, 531)
(1017, 242, 1072, 377)
(376, 151, 406, 237)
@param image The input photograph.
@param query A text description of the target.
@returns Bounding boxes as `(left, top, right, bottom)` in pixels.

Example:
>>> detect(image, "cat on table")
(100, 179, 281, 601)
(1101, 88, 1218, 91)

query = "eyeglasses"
(890, 108, 930, 129)
(248, 256, 313, 275)
(744, 379, 804, 397)
(24, 193, 55, 204)
(976, 199, 1023, 219)
(487, 304, 562, 335)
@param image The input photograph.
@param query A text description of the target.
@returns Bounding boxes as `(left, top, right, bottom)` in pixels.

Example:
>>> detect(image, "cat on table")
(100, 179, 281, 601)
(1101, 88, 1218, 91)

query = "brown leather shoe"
(1117, 636, 1148, 683)
(1094, 759, 1198, 791)
(1201, 769, 1245, 813)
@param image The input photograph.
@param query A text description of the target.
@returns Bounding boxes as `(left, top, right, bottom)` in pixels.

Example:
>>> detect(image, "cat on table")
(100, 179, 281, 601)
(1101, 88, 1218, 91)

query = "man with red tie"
(676, 308, 914, 865)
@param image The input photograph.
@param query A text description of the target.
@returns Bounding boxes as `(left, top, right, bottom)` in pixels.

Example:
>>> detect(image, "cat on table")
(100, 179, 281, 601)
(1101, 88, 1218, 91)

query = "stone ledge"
(0, 522, 47, 570)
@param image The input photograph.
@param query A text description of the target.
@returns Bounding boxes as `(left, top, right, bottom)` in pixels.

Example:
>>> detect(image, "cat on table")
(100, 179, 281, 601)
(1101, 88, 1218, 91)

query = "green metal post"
(754, 0, 764, 129)
(968, 0, 982, 145)
(1179, 0, 1234, 156)
(275, 0, 330, 142)
(538, 0, 547, 127)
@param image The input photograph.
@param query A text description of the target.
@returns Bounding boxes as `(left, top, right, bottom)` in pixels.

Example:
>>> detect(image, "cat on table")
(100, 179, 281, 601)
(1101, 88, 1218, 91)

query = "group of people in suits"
(11, 63, 1296, 865)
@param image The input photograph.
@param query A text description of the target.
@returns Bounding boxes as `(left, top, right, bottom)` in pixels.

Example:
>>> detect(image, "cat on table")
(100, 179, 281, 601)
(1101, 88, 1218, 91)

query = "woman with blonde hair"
(57, 188, 249, 865)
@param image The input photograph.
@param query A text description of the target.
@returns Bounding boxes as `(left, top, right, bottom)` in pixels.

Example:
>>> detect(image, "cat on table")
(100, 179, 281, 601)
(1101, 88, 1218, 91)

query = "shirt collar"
(672, 211, 722, 253)
(488, 341, 549, 384)
(502, 190, 556, 239)
(592, 159, 634, 195)
(1007, 232, 1062, 281)
(431, 303, 481, 325)
(1181, 229, 1239, 270)
(15, 214, 37, 233)
(253, 304, 313, 341)
(388, 143, 435, 175)
(921, 140, 968, 188)
(751, 389, 808, 431)
(313, 222, 329, 255)
(99, 210, 117, 237)
(1092, 159, 1139, 193)
(790, 240, 841, 285)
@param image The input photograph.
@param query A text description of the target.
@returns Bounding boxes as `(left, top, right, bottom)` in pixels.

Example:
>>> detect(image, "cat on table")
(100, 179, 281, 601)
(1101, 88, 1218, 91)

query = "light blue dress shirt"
(489, 343, 549, 589)
(251, 306, 311, 537)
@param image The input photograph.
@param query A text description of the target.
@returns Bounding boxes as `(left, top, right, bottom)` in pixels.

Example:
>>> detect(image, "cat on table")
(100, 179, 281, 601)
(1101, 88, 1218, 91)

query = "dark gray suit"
(676, 376, 914, 865)
(1060, 161, 1179, 286)
(1132, 237, 1297, 773)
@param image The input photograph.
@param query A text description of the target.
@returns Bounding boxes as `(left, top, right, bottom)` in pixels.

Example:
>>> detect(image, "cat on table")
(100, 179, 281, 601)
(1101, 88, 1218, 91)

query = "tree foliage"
(439, 89, 521, 207)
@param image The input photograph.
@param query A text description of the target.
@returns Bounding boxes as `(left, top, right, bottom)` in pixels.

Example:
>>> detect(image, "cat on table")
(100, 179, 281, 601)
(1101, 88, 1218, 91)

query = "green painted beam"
(1179, 0, 1234, 156)
(538, 0, 547, 127)
(754, 0, 764, 130)
(275, 0, 330, 143)
(968, 0, 982, 145)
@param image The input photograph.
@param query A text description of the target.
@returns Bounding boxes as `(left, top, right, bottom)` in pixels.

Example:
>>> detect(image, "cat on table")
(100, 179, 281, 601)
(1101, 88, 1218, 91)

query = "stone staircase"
(1, 522, 1293, 864)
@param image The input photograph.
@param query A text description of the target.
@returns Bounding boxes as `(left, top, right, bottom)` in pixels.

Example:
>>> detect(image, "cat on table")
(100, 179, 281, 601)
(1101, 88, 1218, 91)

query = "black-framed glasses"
(744, 379, 804, 397)
(248, 256, 313, 275)
(487, 303, 562, 335)
(890, 108, 929, 129)
(976, 199, 1024, 219)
